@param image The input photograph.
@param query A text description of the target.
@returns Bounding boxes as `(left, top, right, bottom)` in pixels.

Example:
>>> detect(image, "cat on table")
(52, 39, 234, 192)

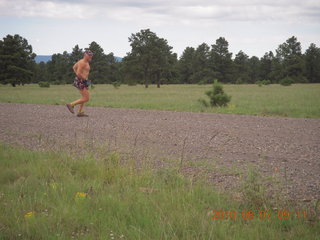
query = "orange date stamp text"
(210, 210, 308, 220)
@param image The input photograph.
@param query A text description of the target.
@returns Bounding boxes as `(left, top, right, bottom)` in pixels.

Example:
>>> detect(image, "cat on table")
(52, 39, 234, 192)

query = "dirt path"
(0, 103, 319, 200)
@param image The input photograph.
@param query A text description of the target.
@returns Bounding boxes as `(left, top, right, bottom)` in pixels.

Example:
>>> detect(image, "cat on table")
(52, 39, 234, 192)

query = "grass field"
(0, 144, 319, 240)
(0, 83, 319, 118)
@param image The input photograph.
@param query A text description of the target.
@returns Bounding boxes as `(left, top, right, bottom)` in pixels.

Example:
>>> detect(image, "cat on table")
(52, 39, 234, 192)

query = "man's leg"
(79, 103, 84, 113)
(67, 88, 89, 115)
(70, 88, 90, 109)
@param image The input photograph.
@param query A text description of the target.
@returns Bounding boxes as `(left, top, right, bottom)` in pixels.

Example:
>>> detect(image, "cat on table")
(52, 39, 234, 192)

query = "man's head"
(84, 50, 93, 62)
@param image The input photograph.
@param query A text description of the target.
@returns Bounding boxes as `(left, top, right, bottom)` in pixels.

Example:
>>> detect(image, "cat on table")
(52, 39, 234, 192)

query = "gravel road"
(0, 103, 319, 201)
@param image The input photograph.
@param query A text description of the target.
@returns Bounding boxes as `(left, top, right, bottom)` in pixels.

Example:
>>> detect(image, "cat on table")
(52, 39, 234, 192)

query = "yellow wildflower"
(24, 211, 35, 218)
(75, 192, 87, 200)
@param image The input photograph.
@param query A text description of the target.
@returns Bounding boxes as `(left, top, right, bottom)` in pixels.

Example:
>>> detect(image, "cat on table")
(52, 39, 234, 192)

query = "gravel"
(0, 102, 319, 200)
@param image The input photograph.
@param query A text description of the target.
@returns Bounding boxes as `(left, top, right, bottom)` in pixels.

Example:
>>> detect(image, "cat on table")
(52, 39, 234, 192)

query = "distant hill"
(115, 56, 122, 62)
(35, 55, 122, 63)
(35, 55, 52, 63)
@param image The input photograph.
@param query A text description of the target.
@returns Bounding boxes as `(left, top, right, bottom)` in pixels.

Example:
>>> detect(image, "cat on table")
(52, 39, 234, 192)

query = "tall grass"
(0, 144, 319, 239)
(0, 84, 319, 118)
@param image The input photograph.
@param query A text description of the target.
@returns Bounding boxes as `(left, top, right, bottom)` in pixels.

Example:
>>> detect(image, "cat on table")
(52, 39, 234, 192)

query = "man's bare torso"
(74, 59, 90, 80)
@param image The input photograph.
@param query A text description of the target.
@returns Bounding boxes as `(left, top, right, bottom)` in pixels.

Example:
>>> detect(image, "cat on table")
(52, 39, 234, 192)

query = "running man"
(66, 50, 93, 117)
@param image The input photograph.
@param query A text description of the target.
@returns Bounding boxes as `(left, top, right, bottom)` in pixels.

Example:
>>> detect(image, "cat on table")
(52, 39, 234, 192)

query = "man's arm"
(73, 60, 86, 79)
(73, 62, 78, 75)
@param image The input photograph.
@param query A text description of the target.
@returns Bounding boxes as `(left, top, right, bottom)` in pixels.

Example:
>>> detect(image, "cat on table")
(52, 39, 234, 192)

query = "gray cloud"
(1, 0, 319, 57)
(1, 0, 319, 23)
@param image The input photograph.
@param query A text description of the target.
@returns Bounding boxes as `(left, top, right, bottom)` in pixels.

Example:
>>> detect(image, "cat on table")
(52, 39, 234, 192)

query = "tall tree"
(247, 56, 261, 83)
(158, 52, 178, 85)
(46, 51, 71, 84)
(0, 34, 36, 86)
(86, 41, 110, 84)
(178, 47, 196, 84)
(121, 53, 144, 85)
(305, 43, 320, 83)
(69, 45, 83, 65)
(260, 51, 274, 81)
(150, 37, 175, 88)
(210, 37, 234, 83)
(193, 43, 213, 83)
(126, 29, 157, 88)
(234, 50, 250, 83)
(125, 29, 175, 88)
(33, 62, 48, 83)
(276, 36, 306, 82)
(105, 52, 122, 84)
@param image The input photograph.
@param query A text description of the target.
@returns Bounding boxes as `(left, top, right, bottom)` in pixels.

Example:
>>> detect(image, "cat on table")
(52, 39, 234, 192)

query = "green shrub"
(38, 81, 50, 88)
(280, 77, 294, 86)
(205, 80, 231, 107)
(112, 81, 121, 89)
(261, 80, 271, 85)
(256, 80, 271, 86)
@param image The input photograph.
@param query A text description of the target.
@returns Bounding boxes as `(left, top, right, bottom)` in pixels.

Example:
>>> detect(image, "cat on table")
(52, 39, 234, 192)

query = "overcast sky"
(0, 0, 319, 58)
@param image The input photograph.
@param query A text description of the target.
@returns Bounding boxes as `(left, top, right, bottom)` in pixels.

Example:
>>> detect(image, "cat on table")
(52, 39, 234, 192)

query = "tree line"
(1, 30, 320, 87)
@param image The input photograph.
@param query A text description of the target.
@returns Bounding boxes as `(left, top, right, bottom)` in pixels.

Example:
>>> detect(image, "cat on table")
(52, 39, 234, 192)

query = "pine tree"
(305, 43, 320, 83)
(0, 34, 36, 86)
(276, 36, 306, 83)
(210, 37, 234, 83)
(178, 47, 196, 84)
(124, 29, 175, 88)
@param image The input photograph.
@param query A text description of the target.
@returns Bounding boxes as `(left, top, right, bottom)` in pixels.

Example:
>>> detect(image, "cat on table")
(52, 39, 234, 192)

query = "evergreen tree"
(270, 56, 282, 83)
(260, 51, 274, 82)
(86, 41, 109, 84)
(234, 50, 250, 83)
(276, 36, 306, 82)
(46, 51, 71, 84)
(247, 56, 261, 83)
(121, 53, 144, 85)
(70, 45, 83, 65)
(33, 62, 48, 83)
(0, 34, 36, 86)
(105, 52, 122, 84)
(210, 37, 234, 83)
(193, 43, 213, 83)
(178, 47, 196, 84)
(305, 43, 320, 83)
(125, 29, 175, 88)
(159, 52, 179, 85)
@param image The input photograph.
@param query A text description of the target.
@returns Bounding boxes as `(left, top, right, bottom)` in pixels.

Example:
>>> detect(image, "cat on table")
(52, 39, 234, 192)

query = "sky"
(0, 0, 319, 58)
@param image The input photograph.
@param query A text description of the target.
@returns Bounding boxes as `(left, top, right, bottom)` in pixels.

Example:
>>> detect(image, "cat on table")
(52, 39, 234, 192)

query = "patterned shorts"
(73, 76, 90, 90)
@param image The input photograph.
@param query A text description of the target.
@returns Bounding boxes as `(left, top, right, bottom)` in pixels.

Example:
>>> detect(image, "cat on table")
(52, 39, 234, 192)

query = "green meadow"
(1, 83, 320, 239)
(0, 83, 319, 118)
(0, 144, 319, 239)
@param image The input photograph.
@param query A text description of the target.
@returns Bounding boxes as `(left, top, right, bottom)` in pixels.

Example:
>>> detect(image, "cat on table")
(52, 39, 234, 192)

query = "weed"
(0, 144, 319, 239)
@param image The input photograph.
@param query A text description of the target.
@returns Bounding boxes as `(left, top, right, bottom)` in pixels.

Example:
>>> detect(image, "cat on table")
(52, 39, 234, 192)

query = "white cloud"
(0, 0, 95, 19)
(1, 0, 319, 23)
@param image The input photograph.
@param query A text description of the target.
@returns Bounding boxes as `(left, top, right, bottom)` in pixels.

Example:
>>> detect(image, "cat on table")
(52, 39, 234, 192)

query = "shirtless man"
(66, 50, 93, 117)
